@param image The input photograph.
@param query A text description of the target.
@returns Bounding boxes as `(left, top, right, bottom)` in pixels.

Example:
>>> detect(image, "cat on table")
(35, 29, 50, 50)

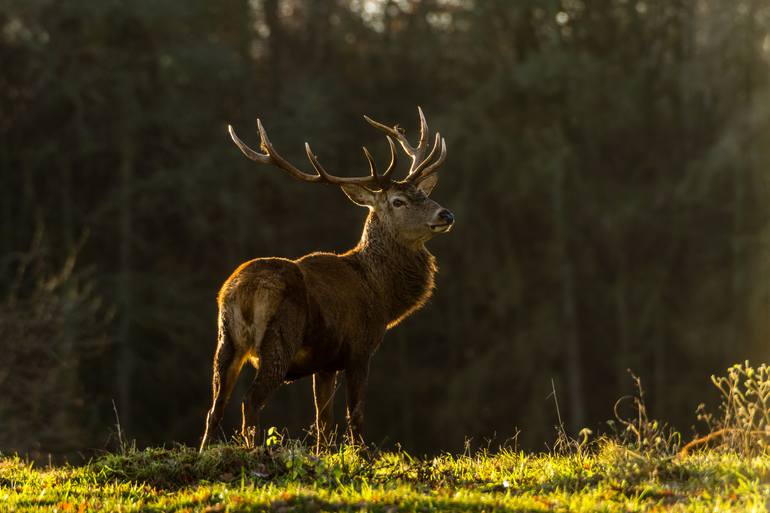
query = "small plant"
(610, 372, 681, 456)
(265, 426, 283, 448)
(682, 361, 770, 456)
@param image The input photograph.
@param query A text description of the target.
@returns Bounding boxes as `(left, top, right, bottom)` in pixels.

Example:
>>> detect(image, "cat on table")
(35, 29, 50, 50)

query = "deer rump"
(220, 255, 384, 382)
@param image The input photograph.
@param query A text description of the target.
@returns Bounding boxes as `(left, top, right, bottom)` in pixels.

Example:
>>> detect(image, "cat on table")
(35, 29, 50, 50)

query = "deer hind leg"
(240, 322, 293, 448)
(313, 370, 337, 454)
(200, 318, 246, 452)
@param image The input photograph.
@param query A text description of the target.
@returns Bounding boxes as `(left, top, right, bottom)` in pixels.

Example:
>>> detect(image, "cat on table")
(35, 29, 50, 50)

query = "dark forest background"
(1, 0, 769, 458)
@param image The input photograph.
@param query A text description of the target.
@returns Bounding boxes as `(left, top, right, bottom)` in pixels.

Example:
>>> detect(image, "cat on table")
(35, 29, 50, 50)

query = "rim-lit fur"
(200, 111, 453, 452)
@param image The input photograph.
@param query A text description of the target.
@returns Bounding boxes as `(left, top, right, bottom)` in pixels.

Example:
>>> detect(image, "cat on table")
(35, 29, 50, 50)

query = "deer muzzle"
(429, 209, 455, 233)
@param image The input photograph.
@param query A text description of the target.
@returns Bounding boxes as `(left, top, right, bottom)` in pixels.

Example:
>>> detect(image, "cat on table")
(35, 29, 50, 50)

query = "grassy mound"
(1, 440, 769, 512)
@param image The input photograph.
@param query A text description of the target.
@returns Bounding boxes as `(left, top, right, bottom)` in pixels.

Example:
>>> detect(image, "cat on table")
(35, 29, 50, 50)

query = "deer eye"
(391, 198, 406, 208)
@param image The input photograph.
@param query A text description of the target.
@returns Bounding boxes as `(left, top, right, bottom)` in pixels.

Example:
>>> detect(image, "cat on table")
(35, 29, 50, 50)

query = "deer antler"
(363, 106, 447, 183)
(228, 119, 397, 190)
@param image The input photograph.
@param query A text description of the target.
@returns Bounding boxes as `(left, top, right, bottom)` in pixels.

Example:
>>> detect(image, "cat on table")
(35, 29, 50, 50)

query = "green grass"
(1, 441, 769, 512)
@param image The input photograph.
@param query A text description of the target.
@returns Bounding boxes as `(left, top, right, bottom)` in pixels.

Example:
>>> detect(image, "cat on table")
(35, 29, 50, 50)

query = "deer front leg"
(344, 358, 371, 446)
(313, 370, 337, 454)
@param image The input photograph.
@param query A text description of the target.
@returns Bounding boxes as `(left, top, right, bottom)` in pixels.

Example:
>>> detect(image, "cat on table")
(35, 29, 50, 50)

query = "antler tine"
(381, 135, 398, 182)
(228, 124, 271, 164)
(362, 146, 378, 179)
(305, 143, 386, 187)
(228, 121, 322, 182)
(406, 132, 442, 181)
(304, 143, 334, 181)
(362, 135, 398, 186)
(362, 114, 415, 154)
(229, 119, 389, 189)
(414, 106, 429, 163)
(363, 107, 434, 178)
(415, 136, 447, 180)
(255, 120, 324, 182)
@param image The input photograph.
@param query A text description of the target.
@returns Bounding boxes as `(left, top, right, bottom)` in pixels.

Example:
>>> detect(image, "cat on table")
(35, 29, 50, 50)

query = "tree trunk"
(397, 329, 414, 445)
(732, 0, 757, 357)
(553, 161, 585, 432)
(117, 132, 134, 434)
(263, 0, 283, 106)
(614, 264, 631, 388)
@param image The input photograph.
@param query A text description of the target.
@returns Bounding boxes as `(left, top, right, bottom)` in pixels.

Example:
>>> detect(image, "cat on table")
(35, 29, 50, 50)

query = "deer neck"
(353, 212, 437, 327)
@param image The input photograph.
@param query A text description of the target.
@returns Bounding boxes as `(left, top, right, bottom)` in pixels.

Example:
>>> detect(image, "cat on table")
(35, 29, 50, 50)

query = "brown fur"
(200, 155, 453, 453)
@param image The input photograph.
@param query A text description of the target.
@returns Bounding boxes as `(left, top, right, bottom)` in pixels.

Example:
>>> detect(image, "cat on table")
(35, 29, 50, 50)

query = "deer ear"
(340, 184, 376, 208)
(415, 173, 439, 196)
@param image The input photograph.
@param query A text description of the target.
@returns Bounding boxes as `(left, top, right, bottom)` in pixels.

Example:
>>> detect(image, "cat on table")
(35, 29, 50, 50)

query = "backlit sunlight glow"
(2, 1, 770, 510)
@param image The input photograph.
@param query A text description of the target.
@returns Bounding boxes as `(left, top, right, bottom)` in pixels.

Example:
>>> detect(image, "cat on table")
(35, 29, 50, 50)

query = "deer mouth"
(429, 222, 453, 233)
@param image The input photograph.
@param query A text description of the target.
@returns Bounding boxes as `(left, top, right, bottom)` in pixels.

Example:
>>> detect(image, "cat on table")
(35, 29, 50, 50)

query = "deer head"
(228, 107, 454, 246)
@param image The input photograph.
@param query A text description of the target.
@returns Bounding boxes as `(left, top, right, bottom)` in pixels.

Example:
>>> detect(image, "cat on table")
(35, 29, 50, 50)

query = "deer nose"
(438, 209, 455, 225)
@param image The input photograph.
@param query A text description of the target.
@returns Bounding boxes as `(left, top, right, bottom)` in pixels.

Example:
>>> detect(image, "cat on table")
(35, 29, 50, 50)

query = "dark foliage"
(1, 0, 769, 456)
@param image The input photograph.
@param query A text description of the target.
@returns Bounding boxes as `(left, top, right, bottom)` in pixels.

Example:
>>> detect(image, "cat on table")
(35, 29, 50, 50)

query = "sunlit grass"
(3, 365, 768, 511)
(1, 440, 768, 512)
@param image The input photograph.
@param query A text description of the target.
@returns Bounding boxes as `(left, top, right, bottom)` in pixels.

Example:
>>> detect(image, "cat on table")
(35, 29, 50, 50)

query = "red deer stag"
(200, 108, 454, 452)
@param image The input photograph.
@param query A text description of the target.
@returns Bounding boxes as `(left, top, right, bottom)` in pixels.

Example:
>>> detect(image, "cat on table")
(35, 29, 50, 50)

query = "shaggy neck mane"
(350, 212, 436, 328)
